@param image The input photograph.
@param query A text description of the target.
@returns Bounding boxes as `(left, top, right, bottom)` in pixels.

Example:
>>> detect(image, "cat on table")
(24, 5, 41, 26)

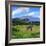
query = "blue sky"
(11, 6, 40, 18)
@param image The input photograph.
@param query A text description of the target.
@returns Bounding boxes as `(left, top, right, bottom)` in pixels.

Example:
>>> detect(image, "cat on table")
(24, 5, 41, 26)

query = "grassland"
(11, 25, 40, 39)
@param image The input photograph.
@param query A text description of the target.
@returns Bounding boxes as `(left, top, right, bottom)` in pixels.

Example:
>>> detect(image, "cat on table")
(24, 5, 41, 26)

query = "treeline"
(12, 18, 40, 25)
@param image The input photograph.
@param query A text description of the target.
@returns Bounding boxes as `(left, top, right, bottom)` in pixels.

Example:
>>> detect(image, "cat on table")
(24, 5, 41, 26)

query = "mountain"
(12, 16, 40, 22)
(19, 16, 40, 22)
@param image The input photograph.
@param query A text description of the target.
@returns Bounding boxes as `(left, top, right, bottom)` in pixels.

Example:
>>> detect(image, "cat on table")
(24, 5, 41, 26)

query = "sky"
(11, 6, 40, 18)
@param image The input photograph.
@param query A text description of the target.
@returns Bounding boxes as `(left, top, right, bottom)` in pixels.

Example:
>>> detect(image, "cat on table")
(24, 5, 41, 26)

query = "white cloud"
(12, 7, 30, 16)
(27, 12, 35, 16)
(12, 8, 23, 15)
(25, 12, 40, 18)
(36, 16, 40, 18)
(12, 7, 40, 18)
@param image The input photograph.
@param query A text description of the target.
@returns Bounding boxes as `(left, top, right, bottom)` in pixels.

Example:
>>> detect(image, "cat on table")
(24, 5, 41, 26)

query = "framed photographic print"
(5, 1, 45, 46)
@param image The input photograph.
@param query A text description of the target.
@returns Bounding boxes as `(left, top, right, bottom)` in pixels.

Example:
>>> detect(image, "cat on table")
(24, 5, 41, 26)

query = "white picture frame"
(5, 1, 45, 46)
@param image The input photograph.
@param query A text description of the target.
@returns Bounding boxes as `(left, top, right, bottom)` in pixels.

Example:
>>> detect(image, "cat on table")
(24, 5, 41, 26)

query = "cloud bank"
(12, 7, 40, 18)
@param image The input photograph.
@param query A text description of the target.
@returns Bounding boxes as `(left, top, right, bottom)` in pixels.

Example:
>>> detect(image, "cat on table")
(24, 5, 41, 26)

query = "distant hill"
(12, 16, 40, 25)
(12, 16, 40, 22)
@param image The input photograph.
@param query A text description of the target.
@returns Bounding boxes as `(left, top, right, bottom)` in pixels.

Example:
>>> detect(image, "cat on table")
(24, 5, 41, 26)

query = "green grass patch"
(11, 25, 40, 39)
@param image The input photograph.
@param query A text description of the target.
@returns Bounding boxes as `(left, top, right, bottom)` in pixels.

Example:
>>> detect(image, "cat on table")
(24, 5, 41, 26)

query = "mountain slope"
(19, 16, 40, 22)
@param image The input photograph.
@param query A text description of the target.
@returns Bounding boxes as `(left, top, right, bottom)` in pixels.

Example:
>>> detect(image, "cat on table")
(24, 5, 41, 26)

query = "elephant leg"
(31, 28, 32, 31)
